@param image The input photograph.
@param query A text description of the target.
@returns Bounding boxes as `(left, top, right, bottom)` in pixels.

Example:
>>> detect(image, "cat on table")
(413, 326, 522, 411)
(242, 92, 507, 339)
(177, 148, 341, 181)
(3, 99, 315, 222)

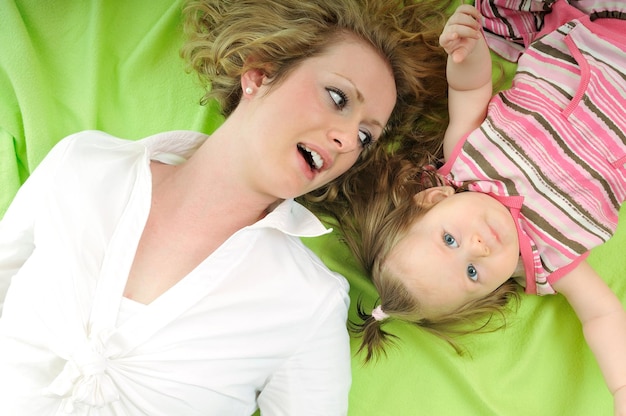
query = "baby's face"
(385, 190, 520, 318)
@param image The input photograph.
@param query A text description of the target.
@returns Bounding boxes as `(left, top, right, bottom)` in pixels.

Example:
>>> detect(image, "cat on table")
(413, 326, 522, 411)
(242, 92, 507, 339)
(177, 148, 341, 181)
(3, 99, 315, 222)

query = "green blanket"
(1, 1, 623, 414)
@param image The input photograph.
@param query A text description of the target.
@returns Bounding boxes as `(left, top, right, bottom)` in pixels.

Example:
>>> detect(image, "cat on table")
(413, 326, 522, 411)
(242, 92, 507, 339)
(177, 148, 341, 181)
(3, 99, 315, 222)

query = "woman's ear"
(241, 68, 266, 96)
(413, 186, 455, 208)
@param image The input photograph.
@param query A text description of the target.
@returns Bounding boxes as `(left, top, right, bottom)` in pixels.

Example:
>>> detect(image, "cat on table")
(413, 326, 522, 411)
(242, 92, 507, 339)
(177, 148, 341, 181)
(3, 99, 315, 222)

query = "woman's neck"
(150, 153, 277, 232)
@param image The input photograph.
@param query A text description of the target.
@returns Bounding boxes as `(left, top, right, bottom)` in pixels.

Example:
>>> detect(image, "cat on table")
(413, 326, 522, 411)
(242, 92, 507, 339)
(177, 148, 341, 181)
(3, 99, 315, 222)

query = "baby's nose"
(472, 234, 490, 256)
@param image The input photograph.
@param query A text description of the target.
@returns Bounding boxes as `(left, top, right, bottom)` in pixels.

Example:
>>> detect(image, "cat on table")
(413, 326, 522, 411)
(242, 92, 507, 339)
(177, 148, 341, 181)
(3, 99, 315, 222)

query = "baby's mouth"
(297, 144, 324, 170)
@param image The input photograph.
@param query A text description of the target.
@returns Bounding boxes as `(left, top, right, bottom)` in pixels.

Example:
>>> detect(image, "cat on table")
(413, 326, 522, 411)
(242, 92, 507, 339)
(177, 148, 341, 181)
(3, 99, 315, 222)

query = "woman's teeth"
(298, 144, 324, 170)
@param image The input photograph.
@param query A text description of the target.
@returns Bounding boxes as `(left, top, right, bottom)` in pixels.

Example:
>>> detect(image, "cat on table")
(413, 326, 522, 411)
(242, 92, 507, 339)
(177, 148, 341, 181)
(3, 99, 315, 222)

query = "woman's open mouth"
(297, 144, 324, 170)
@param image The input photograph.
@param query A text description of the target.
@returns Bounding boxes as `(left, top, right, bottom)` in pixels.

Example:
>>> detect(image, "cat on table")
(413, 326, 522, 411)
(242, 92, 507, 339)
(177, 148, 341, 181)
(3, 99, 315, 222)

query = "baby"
(356, 1, 626, 414)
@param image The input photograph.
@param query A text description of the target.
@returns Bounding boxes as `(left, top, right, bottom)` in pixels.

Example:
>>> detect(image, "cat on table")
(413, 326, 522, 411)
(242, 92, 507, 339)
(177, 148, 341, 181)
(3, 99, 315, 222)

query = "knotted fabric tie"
(44, 334, 119, 413)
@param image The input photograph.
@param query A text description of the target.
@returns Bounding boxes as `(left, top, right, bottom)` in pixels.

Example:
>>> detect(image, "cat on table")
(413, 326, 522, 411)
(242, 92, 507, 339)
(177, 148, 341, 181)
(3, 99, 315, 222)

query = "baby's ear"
(413, 186, 454, 208)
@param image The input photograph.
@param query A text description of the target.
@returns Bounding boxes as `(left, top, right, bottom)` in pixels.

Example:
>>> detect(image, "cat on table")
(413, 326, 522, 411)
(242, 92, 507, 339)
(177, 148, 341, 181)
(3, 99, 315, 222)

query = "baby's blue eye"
(467, 264, 478, 281)
(358, 130, 373, 148)
(443, 232, 458, 248)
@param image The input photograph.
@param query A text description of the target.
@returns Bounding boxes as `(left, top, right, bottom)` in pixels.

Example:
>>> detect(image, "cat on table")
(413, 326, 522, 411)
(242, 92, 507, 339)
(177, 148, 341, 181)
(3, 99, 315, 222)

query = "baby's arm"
(440, 4, 493, 160)
(553, 261, 626, 416)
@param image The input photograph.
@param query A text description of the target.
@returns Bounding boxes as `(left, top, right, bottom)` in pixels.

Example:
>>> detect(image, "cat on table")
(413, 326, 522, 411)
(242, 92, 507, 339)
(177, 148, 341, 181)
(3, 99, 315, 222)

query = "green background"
(1, 1, 623, 414)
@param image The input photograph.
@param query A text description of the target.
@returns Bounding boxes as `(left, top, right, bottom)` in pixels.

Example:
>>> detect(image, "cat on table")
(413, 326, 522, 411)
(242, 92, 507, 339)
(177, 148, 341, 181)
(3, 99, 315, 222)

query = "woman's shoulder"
(52, 130, 143, 158)
(52, 130, 209, 168)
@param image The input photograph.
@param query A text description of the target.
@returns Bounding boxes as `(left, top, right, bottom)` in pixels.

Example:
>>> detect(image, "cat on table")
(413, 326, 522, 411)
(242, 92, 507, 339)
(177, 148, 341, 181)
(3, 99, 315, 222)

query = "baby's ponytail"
(351, 299, 398, 363)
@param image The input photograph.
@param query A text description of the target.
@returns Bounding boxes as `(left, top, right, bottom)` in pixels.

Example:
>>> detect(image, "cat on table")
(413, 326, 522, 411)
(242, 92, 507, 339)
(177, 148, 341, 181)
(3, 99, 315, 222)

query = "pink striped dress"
(439, 11, 626, 295)
(477, 0, 626, 62)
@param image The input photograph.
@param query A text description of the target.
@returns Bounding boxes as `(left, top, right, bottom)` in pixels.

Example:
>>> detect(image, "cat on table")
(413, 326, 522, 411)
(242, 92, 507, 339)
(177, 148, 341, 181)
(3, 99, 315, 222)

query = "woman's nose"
(329, 126, 359, 152)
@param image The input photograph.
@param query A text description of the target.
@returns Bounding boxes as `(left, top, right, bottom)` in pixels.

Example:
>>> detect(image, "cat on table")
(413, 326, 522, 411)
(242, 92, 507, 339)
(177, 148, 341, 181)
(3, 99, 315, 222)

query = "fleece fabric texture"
(1, 0, 624, 415)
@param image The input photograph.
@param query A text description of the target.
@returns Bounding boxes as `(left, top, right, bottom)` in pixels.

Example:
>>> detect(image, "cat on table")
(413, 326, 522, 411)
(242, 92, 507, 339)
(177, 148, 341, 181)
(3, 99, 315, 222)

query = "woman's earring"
(245, 87, 253, 95)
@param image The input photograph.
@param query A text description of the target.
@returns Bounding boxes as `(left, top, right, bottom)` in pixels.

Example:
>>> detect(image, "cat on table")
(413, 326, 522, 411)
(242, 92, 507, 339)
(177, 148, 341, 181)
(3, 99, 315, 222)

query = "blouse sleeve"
(0, 137, 69, 314)
(257, 289, 351, 416)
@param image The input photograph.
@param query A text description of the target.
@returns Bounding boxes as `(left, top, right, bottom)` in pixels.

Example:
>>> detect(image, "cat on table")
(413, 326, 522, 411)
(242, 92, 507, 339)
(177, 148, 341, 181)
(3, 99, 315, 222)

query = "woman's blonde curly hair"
(181, 0, 450, 158)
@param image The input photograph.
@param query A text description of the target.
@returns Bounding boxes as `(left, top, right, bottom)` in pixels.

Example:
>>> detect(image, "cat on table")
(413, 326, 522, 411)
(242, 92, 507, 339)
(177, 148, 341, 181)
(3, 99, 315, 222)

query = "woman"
(0, 0, 450, 414)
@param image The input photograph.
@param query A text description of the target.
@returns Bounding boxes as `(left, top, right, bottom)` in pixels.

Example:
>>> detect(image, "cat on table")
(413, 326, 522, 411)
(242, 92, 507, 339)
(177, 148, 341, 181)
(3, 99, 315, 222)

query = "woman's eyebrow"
(334, 72, 386, 129)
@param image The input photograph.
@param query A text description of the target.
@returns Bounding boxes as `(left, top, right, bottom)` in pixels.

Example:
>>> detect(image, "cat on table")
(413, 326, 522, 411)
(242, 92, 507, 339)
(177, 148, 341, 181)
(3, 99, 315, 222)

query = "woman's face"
(237, 33, 397, 199)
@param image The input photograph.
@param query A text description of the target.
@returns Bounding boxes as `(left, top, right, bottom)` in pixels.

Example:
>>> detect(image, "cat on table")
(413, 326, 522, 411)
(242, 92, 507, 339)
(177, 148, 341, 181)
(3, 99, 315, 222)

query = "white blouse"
(0, 131, 351, 415)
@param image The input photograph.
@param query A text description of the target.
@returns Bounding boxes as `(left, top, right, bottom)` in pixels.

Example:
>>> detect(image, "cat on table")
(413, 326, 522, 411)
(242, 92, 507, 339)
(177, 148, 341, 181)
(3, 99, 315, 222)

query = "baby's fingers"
(443, 24, 480, 43)
(439, 5, 482, 58)
(451, 47, 470, 64)
(439, 24, 479, 58)
(449, 4, 481, 24)
(439, 30, 457, 48)
(442, 4, 481, 36)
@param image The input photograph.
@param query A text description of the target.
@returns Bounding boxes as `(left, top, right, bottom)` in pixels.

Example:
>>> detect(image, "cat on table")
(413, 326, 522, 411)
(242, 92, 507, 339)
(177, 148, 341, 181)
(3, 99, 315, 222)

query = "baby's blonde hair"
(318, 148, 521, 362)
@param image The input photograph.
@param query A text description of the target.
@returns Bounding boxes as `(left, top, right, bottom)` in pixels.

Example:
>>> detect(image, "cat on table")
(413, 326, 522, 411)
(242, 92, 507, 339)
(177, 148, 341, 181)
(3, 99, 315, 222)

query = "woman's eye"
(327, 87, 373, 148)
(358, 130, 373, 148)
(327, 88, 347, 109)
(467, 264, 478, 281)
(443, 232, 458, 248)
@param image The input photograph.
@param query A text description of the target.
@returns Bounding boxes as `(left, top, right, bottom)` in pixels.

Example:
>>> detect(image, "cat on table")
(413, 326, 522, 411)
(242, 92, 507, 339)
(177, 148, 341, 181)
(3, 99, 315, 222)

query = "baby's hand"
(439, 4, 482, 64)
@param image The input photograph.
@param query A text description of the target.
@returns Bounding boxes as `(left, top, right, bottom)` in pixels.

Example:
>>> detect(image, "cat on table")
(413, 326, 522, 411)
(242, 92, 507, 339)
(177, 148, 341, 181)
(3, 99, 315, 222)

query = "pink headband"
(371, 305, 389, 322)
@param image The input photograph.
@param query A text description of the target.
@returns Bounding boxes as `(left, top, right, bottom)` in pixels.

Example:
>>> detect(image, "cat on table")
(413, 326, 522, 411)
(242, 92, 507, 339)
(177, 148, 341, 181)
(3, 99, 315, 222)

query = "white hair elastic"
(371, 305, 389, 322)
